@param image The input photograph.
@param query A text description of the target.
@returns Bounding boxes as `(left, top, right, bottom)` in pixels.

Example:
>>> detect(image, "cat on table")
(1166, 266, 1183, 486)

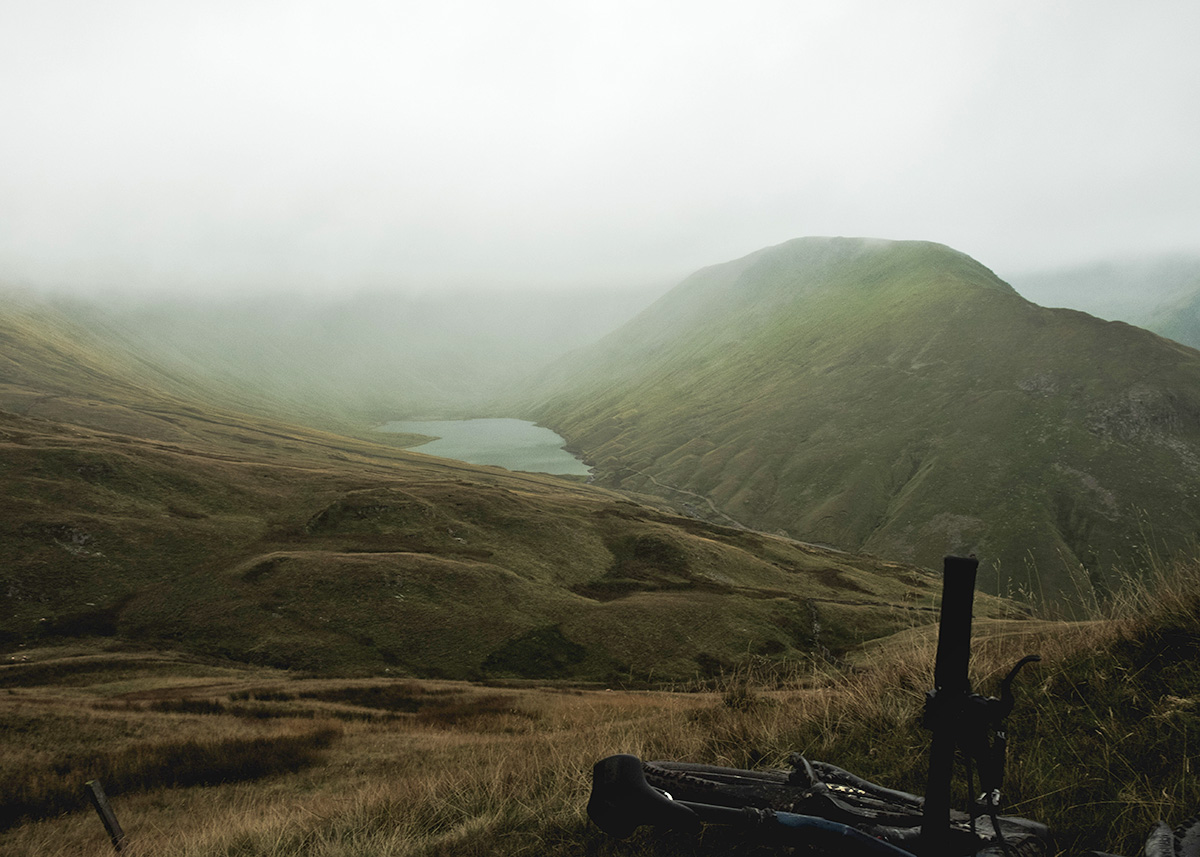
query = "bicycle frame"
(587, 555, 1046, 856)
(589, 753, 916, 855)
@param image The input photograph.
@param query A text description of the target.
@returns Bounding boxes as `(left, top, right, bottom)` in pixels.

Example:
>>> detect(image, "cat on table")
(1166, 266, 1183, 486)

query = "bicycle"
(586, 556, 1198, 856)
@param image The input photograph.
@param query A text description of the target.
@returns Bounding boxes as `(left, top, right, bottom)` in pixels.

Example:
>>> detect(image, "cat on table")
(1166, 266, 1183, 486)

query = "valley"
(0, 402, 967, 681)
(5, 3, 1199, 852)
(7, 236, 1200, 669)
(4, 236, 1200, 854)
(2, 279, 990, 684)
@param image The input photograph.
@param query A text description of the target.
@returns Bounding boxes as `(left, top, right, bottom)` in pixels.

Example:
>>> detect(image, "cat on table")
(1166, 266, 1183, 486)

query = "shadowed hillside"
(0, 285, 978, 681)
(518, 237, 1200, 601)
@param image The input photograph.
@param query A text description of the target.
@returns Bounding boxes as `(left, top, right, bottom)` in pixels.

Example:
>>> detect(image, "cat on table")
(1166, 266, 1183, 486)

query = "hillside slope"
(0, 286, 969, 680)
(520, 237, 1200, 600)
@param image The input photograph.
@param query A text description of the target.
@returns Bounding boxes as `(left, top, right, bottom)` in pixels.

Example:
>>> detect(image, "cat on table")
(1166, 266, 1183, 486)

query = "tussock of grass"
(0, 679, 717, 857)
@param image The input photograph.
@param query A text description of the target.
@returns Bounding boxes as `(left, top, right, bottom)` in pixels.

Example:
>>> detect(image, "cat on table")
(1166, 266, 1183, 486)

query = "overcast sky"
(2, 1, 1198, 295)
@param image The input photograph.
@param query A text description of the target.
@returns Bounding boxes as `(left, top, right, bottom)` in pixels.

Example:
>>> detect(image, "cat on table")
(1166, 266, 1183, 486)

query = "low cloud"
(2, 1, 1198, 295)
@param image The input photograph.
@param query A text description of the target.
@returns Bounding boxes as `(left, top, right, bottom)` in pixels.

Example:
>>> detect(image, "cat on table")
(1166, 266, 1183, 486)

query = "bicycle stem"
(920, 555, 979, 855)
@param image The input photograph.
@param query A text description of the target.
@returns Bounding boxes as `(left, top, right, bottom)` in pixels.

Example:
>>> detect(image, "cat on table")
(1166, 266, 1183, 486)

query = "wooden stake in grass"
(85, 780, 125, 853)
(920, 554, 978, 855)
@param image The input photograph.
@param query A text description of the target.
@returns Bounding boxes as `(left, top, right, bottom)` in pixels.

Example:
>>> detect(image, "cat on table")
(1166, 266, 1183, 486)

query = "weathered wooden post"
(85, 780, 125, 853)
(920, 554, 978, 855)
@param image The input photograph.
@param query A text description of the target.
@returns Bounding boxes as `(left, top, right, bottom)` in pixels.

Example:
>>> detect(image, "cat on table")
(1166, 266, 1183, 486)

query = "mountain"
(0, 284, 967, 681)
(1008, 255, 1200, 349)
(518, 237, 1200, 602)
(43, 285, 661, 429)
(1142, 288, 1200, 351)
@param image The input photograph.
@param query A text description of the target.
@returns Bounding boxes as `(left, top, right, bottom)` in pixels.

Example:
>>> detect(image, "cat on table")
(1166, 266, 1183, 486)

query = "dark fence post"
(85, 780, 125, 853)
(920, 554, 979, 855)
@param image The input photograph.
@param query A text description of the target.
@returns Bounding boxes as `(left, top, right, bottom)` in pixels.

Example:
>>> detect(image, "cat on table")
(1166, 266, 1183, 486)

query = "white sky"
(1, 1, 1198, 294)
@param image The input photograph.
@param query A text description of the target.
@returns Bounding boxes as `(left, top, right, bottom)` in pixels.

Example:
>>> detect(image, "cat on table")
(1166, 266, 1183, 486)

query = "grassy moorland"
(1, 286, 988, 681)
(0, 400, 983, 681)
(2, 556, 1198, 857)
(520, 238, 1200, 602)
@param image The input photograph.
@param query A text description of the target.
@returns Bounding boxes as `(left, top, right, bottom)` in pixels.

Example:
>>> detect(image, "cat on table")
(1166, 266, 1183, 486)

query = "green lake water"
(377, 418, 591, 476)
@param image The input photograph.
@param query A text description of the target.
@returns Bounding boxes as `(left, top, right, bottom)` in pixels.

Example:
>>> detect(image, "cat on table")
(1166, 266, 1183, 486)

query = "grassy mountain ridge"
(519, 237, 1200, 601)
(0, 285, 977, 681)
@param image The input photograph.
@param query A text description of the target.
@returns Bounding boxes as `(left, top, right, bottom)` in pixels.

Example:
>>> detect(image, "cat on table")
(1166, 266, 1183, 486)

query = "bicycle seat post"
(920, 555, 979, 855)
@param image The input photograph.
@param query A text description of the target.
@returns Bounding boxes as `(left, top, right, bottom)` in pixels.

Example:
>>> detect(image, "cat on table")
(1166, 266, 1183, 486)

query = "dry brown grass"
(3, 557, 1198, 857)
(0, 663, 725, 857)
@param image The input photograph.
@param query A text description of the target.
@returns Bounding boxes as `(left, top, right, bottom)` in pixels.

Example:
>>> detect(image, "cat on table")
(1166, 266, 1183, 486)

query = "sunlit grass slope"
(521, 237, 1200, 602)
(0, 285, 986, 680)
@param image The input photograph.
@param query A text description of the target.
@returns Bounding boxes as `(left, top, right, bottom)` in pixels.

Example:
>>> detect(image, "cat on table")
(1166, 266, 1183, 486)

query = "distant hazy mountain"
(43, 285, 662, 429)
(520, 237, 1200, 601)
(1009, 256, 1200, 349)
(1141, 288, 1200, 351)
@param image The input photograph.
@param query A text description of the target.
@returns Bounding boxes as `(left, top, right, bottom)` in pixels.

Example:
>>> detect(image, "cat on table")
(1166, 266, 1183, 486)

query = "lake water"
(377, 418, 592, 476)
